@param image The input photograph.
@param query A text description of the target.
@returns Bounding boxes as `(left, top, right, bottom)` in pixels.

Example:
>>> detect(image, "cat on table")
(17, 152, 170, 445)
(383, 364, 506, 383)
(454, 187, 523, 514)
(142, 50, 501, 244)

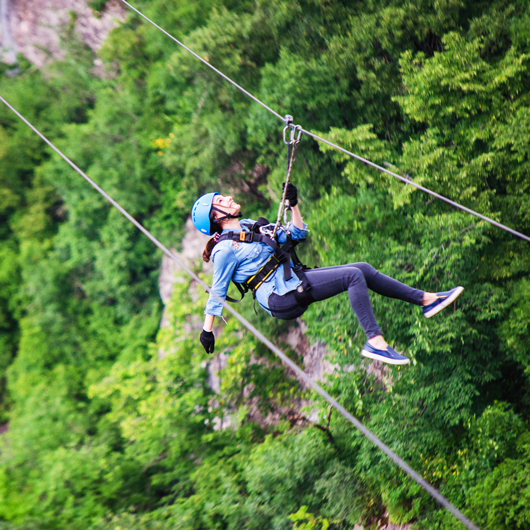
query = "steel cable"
(300, 129, 530, 243)
(1, 94, 481, 530)
(119, 0, 530, 245)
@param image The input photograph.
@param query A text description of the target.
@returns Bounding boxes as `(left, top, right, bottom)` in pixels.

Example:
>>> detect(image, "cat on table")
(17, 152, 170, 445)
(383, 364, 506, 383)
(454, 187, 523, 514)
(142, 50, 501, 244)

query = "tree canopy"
(1, 0, 529, 528)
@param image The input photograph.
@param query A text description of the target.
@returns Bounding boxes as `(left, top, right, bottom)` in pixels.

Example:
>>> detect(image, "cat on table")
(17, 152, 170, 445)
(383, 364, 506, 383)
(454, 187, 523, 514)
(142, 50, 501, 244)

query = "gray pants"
(267, 262, 424, 340)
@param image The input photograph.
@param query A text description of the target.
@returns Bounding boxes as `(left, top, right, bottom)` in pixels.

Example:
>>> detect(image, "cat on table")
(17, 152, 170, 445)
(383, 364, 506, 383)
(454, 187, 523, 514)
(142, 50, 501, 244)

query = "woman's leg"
(314, 262, 424, 306)
(304, 266, 383, 340)
(270, 262, 425, 340)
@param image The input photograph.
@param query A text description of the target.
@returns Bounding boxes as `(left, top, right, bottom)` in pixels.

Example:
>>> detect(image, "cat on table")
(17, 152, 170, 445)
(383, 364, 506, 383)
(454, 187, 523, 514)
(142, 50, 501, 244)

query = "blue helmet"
(191, 192, 219, 235)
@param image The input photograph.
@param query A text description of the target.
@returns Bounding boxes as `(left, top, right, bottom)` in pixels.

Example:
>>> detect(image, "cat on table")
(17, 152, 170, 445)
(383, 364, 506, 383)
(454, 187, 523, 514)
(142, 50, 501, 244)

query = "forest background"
(1, 0, 530, 528)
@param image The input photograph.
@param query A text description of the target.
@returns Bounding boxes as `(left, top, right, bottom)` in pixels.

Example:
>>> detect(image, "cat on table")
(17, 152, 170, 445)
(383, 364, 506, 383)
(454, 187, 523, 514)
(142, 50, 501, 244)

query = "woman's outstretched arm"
(203, 245, 238, 330)
(203, 313, 215, 331)
(290, 204, 304, 229)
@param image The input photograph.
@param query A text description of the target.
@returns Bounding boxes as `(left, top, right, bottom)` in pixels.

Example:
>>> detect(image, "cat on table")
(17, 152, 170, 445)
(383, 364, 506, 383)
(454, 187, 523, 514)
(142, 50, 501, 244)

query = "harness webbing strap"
(246, 254, 284, 290)
(214, 221, 311, 301)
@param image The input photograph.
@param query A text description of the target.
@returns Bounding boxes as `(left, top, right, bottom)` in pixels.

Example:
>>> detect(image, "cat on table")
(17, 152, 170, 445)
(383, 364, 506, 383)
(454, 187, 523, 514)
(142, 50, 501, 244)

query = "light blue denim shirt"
(205, 218, 309, 317)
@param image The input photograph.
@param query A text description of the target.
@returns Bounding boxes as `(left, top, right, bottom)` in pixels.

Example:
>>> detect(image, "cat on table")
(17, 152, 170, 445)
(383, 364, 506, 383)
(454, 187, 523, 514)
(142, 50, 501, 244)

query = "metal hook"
(283, 115, 295, 145)
(283, 199, 291, 225)
(290, 124, 302, 145)
(295, 124, 303, 144)
(283, 123, 302, 146)
(283, 125, 291, 145)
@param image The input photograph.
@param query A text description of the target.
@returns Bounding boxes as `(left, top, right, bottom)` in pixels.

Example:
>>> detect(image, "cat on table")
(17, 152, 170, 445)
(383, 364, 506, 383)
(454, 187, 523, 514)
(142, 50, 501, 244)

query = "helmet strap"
(211, 205, 242, 224)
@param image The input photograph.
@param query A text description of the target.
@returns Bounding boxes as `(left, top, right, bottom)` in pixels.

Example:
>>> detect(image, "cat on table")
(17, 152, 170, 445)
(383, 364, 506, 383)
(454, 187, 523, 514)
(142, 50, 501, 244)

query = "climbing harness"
(214, 217, 314, 307)
(192, 122, 311, 308)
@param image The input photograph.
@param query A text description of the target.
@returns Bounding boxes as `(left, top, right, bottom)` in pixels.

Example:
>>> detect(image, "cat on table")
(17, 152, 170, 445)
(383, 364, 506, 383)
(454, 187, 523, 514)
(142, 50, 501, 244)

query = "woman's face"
(212, 194, 241, 219)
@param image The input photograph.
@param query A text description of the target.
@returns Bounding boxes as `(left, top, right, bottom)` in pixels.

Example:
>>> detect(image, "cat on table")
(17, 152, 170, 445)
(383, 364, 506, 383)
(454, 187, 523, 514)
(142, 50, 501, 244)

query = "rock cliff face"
(1, 0, 124, 66)
(0, 0, 16, 63)
(158, 217, 212, 330)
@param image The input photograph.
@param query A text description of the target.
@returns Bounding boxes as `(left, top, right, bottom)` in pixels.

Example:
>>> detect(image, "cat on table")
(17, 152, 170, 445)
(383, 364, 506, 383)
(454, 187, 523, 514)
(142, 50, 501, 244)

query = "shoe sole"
(361, 349, 410, 365)
(424, 286, 464, 319)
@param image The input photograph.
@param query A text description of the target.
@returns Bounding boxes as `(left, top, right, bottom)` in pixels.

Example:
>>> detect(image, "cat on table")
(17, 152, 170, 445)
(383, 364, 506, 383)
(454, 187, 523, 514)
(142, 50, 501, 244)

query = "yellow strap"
(244, 255, 281, 291)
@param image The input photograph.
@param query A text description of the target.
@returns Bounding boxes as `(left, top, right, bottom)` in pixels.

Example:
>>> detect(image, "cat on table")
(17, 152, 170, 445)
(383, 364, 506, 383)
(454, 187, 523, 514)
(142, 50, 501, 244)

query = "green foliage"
(467, 435, 530, 529)
(1, 0, 530, 528)
(289, 506, 331, 530)
(87, 0, 109, 14)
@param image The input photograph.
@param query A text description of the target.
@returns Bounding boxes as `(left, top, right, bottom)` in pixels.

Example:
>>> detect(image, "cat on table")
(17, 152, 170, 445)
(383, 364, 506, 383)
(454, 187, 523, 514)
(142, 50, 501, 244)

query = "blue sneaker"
(423, 286, 464, 319)
(361, 342, 410, 365)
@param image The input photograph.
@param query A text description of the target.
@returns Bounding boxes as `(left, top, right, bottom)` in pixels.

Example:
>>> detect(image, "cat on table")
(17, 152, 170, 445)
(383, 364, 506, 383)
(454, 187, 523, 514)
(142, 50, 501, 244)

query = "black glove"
(282, 182, 298, 207)
(200, 329, 215, 354)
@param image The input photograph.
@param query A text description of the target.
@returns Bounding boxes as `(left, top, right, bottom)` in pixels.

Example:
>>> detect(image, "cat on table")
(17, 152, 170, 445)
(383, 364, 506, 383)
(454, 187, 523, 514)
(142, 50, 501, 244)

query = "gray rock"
(9, 0, 125, 67)
(0, 0, 17, 63)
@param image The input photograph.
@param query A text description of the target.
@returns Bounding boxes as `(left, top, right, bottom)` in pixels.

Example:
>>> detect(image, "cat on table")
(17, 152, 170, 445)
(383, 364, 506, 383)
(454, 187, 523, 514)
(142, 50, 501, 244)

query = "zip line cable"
(0, 95, 480, 530)
(299, 128, 530, 243)
(120, 0, 530, 245)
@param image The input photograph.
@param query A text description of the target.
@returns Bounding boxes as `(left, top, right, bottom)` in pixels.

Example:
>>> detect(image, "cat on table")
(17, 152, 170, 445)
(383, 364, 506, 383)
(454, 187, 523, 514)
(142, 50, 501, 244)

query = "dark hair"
(202, 210, 223, 262)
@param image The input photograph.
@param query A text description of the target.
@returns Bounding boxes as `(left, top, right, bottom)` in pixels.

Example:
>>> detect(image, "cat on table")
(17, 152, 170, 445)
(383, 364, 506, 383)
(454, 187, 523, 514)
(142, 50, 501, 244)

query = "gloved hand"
(282, 182, 298, 207)
(200, 329, 215, 353)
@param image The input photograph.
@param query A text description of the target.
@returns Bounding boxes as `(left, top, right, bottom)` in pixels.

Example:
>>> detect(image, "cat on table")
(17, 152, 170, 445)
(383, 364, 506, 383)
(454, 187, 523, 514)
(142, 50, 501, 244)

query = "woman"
(192, 186, 463, 365)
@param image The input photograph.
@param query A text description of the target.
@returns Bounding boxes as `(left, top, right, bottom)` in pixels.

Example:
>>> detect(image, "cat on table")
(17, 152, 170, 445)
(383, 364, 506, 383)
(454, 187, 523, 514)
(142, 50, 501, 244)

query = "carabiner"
(283, 125, 291, 145)
(290, 124, 303, 145)
(291, 125, 302, 145)
(284, 123, 302, 146)
(283, 199, 291, 225)
(283, 115, 298, 145)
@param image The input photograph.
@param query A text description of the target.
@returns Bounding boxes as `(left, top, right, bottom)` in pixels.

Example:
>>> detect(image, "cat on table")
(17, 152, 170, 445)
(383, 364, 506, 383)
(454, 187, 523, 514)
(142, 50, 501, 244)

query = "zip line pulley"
(273, 116, 302, 238)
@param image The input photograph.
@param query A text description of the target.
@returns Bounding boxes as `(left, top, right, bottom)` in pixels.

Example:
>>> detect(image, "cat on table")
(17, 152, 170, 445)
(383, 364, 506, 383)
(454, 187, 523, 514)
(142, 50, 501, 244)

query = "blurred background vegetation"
(1, 0, 530, 528)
